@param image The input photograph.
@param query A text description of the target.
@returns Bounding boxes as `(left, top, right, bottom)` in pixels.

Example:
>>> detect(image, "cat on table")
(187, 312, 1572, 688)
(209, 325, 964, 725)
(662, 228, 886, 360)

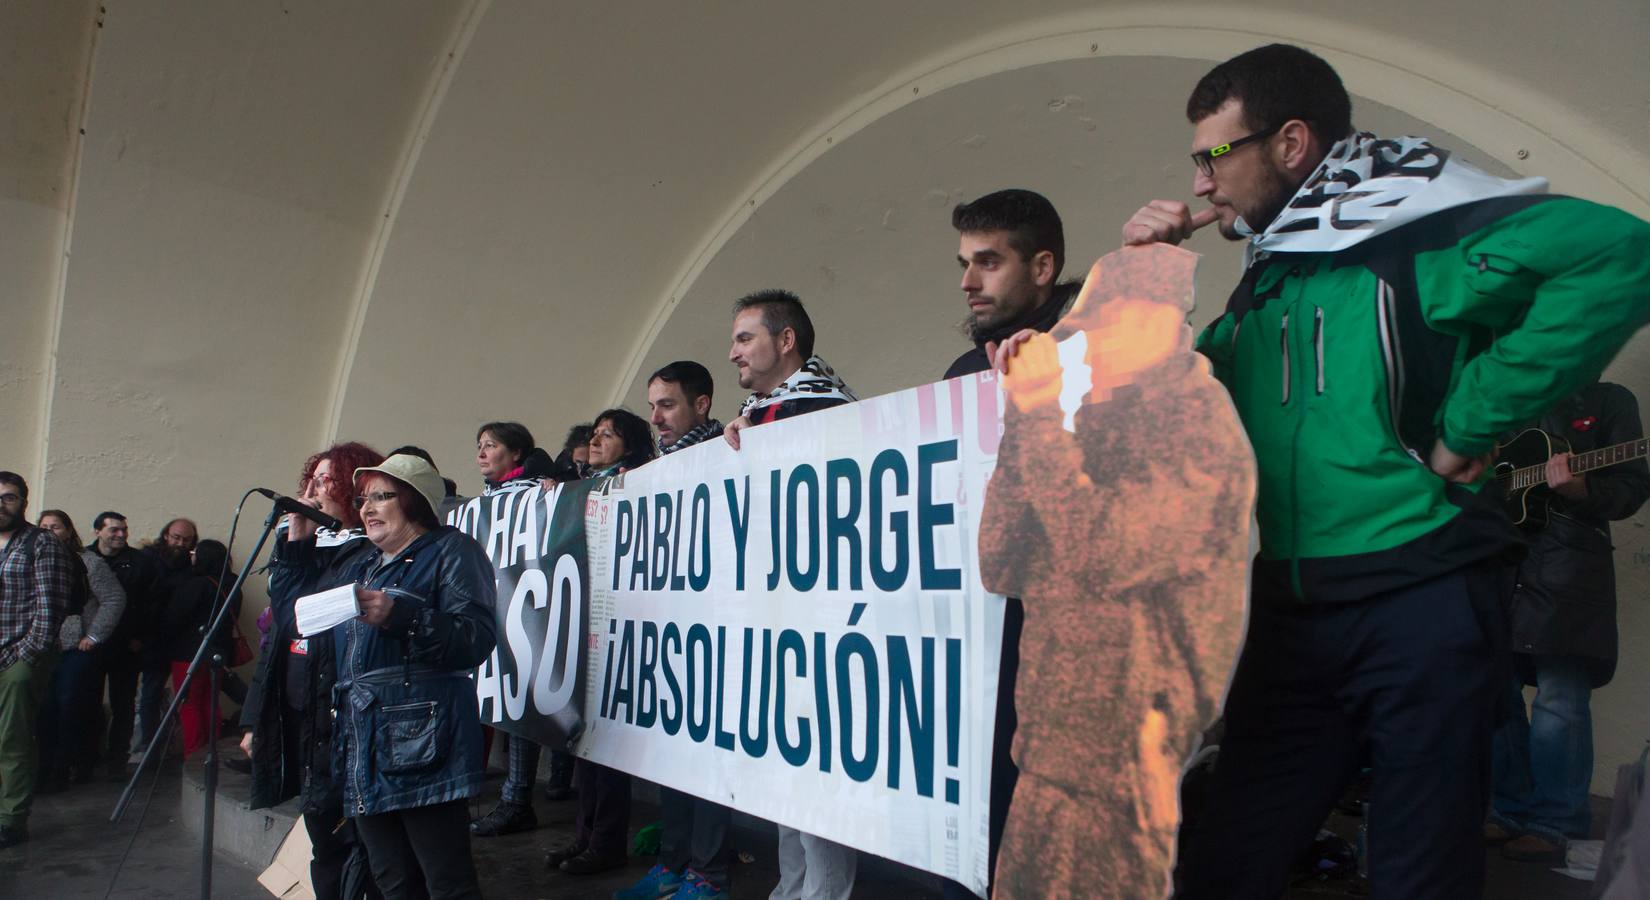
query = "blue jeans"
(136, 664, 169, 752)
(1492, 654, 1594, 839)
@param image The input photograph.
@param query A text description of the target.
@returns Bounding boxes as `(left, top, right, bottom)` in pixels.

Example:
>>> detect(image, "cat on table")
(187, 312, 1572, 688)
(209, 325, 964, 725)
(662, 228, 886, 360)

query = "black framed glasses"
(353, 490, 398, 510)
(1191, 123, 1283, 177)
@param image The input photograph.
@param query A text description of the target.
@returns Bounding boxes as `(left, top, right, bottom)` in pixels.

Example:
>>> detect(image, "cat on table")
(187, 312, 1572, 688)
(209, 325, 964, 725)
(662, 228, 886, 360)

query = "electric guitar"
(1493, 428, 1649, 528)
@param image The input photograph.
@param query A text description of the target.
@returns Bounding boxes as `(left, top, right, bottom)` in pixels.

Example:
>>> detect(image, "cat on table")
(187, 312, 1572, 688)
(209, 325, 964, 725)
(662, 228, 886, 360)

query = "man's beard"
(963, 288, 1039, 341)
(1220, 162, 1300, 241)
(0, 509, 18, 534)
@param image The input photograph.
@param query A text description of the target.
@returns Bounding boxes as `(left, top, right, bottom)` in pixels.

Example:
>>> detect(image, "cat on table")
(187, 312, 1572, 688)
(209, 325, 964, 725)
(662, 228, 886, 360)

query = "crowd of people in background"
(3, 40, 1649, 900)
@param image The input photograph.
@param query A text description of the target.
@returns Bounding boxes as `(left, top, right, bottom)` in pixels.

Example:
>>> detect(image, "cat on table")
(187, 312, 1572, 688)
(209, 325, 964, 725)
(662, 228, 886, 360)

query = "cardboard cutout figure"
(980, 244, 1256, 898)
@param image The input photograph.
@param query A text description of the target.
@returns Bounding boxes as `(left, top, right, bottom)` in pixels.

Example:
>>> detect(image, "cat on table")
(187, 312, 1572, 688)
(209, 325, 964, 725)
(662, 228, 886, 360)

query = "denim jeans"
(136, 664, 169, 751)
(1492, 654, 1594, 839)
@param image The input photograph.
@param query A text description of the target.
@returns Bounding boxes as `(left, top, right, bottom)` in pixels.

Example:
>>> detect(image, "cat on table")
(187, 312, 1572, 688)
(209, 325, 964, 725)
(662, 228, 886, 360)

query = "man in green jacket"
(1118, 44, 1650, 898)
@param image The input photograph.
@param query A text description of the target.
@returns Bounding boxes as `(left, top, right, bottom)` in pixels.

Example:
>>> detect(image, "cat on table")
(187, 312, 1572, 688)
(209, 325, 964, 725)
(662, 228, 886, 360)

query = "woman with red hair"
(238, 441, 384, 899)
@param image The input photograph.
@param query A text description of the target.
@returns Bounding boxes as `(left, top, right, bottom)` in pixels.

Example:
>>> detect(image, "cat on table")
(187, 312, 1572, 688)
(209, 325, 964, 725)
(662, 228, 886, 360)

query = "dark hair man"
(616, 363, 734, 900)
(1120, 43, 1650, 898)
(90, 510, 161, 776)
(723, 289, 855, 451)
(136, 517, 197, 754)
(648, 360, 724, 454)
(719, 293, 858, 896)
(0, 471, 70, 847)
(1490, 383, 1650, 862)
(947, 188, 1078, 379)
(937, 188, 1077, 900)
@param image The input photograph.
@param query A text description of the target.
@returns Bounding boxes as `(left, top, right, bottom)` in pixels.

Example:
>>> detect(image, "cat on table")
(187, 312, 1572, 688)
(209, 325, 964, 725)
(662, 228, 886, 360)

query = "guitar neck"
(1503, 437, 1650, 489)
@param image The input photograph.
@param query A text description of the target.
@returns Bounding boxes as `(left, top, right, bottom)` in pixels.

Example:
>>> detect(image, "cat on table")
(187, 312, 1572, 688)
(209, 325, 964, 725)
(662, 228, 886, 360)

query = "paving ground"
(0, 744, 1608, 899)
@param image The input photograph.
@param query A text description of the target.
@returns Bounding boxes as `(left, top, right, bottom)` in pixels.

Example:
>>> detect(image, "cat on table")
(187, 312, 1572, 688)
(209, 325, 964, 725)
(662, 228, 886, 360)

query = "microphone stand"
(111, 502, 283, 900)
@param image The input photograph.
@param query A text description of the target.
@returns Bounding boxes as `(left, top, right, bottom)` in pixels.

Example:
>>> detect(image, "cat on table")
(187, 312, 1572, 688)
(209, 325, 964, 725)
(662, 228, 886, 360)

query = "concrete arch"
(613, 9, 1650, 401)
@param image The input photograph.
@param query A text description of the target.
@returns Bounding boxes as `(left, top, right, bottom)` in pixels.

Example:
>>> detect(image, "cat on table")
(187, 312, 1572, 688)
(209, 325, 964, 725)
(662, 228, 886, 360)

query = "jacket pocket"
(375, 700, 445, 774)
(1466, 252, 1542, 299)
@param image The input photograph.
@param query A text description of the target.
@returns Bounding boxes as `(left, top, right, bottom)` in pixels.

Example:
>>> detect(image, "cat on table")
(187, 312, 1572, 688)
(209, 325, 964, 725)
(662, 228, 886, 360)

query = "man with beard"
(947, 189, 1079, 379)
(0, 472, 70, 847)
(90, 512, 160, 775)
(616, 361, 734, 900)
(720, 292, 858, 900)
(138, 517, 197, 755)
(1122, 44, 1650, 898)
(937, 188, 1076, 899)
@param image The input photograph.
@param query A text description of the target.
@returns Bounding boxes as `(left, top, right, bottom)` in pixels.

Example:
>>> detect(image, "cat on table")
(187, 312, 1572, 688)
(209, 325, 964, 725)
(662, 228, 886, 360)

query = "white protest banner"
(582, 372, 1007, 895)
(453, 370, 1007, 895)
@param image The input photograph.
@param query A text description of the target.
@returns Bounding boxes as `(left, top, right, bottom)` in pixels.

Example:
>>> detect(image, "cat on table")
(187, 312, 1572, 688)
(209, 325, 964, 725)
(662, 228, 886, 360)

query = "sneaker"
(545, 840, 587, 870)
(673, 871, 729, 899)
(1483, 820, 1515, 845)
(560, 846, 625, 875)
(470, 801, 537, 837)
(0, 824, 27, 849)
(614, 864, 682, 899)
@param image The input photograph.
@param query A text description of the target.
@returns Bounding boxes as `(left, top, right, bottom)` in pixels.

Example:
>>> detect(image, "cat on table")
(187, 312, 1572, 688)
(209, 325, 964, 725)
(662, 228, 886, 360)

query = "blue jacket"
(333, 526, 497, 816)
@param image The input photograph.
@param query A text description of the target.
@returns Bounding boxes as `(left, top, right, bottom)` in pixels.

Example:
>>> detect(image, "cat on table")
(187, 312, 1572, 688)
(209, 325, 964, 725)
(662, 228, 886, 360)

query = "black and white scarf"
(739, 356, 857, 417)
(1243, 133, 1546, 264)
(659, 419, 725, 456)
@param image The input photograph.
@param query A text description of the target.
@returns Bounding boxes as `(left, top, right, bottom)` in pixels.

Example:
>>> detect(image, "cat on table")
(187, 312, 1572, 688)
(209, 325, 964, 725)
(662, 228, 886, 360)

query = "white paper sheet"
(294, 584, 359, 636)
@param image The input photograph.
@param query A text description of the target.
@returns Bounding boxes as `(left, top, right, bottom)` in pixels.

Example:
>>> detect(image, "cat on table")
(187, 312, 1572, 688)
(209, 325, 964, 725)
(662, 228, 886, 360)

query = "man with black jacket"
(90, 511, 160, 776)
(946, 189, 1079, 381)
(1491, 383, 1650, 861)
(940, 188, 1075, 899)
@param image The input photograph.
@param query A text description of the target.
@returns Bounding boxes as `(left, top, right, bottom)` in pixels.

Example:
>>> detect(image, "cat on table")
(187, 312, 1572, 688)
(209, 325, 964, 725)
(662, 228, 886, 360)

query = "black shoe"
(69, 766, 97, 785)
(544, 840, 586, 869)
(542, 781, 574, 802)
(0, 824, 28, 849)
(559, 846, 624, 875)
(223, 757, 252, 775)
(35, 771, 69, 795)
(469, 801, 537, 837)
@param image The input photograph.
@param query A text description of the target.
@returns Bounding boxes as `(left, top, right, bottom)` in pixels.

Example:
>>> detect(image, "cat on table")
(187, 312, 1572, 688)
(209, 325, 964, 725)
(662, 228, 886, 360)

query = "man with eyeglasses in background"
(1115, 43, 1650, 899)
(0, 471, 70, 848)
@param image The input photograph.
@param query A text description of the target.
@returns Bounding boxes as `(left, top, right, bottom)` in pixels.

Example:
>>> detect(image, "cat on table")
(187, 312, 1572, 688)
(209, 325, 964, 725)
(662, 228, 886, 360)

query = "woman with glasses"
(239, 441, 384, 900)
(546, 408, 656, 877)
(35, 509, 126, 790)
(338, 454, 497, 900)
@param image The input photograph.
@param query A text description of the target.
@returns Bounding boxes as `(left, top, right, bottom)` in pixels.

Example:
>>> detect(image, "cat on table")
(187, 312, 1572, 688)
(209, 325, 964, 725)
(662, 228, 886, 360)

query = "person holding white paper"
(338, 454, 497, 900)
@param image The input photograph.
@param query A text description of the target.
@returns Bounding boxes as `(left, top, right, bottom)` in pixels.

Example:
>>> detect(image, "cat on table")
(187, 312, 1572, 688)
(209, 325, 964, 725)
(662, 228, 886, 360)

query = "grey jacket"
(59, 550, 128, 649)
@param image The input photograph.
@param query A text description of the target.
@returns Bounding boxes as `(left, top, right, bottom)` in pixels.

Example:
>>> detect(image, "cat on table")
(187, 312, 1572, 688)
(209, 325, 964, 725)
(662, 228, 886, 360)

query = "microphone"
(254, 488, 344, 532)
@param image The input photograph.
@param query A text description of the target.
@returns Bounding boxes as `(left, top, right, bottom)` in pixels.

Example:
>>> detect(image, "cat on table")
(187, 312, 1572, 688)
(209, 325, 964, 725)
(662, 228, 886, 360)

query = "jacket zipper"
(1470, 253, 1519, 276)
(1374, 279, 1426, 465)
(1279, 313, 1291, 405)
(350, 617, 366, 815)
(1313, 307, 1325, 395)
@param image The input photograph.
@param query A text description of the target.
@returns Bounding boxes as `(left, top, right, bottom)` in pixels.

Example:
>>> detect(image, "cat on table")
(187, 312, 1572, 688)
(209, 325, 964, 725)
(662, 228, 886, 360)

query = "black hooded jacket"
(943, 281, 1080, 380)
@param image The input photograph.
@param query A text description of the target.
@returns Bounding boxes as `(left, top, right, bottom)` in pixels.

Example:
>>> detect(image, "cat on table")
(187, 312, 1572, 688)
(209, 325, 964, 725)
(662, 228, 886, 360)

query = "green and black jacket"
(1197, 196, 1650, 603)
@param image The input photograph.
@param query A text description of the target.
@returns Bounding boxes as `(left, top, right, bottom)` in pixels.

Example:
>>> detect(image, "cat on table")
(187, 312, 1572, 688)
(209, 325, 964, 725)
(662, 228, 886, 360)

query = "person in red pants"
(160, 540, 235, 758)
